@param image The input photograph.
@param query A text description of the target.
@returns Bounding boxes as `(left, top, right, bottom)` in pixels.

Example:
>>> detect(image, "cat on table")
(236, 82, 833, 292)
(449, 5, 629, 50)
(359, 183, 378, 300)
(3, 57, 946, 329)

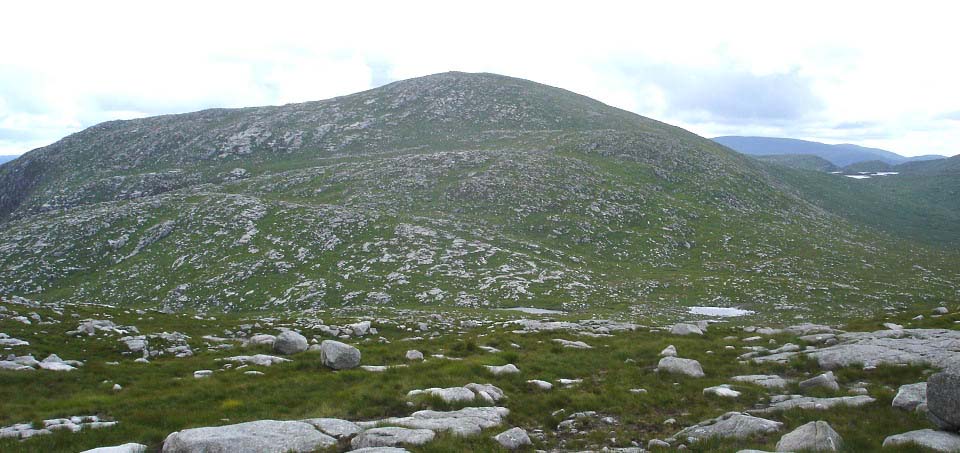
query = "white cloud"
(0, 0, 958, 156)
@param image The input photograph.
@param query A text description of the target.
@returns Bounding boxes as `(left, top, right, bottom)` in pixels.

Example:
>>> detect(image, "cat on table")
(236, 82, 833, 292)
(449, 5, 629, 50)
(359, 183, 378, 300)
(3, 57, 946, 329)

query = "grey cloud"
(616, 64, 824, 125)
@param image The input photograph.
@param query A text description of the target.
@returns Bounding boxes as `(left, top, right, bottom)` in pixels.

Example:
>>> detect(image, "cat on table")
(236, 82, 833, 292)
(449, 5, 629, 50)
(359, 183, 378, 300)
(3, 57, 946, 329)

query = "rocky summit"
(0, 72, 959, 452)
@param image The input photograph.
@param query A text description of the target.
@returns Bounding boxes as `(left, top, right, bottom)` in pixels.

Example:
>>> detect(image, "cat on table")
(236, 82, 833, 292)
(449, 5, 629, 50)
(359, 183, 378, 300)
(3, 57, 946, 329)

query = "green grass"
(1, 300, 957, 452)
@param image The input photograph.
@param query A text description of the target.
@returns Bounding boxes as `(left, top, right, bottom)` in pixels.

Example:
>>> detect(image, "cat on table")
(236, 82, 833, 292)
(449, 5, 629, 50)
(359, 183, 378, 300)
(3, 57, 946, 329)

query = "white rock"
(493, 427, 532, 450)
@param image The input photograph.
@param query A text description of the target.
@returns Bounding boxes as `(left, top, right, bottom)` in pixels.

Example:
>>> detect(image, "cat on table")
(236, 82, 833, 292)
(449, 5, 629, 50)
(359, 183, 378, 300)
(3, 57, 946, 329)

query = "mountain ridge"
(713, 135, 947, 166)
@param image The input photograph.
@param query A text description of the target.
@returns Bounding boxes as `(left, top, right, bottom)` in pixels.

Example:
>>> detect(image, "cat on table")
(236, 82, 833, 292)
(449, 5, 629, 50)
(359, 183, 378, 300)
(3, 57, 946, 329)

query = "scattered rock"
(162, 420, 336, 452)
(485, 364, 520, 375)
(799, 372, 840, 392)
(892, 382, 927, 412)
(883, 429, 960, 452)
(319, 340, 361, 370)
(405, 350, 424, 361)
(731, 375, 788, 389)
(755, 395, 876, 413)
(80, 444, 148, 453)
(670, 323, 704, 336)
(527, 379, 553, 390)
(273, 331, 308, 355)
(775, 420, 843, 451)
(669, 412, 782, 443)
(492, 427, 532, 450)
(351, 427, 435, 449)
(657, 357, 705, 378)
(927, 369, 960, 431)
(704, 384, 741, 398)
(553, 339, 591, 349)
(660, 345, 677, 357)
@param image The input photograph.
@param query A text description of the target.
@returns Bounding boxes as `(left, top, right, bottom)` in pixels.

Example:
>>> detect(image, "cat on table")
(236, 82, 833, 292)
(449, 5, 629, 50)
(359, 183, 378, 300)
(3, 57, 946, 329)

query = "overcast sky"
(2, 1, 959, 157)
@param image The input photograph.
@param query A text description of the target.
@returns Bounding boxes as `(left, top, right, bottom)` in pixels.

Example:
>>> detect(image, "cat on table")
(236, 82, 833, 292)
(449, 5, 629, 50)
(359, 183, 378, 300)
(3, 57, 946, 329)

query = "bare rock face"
(161, 420, 336, 453)
(799, 372, 840, 392)
(775, 420, 843, 451)
(319, 340, 361, 370)
(927, 370, 960, 431)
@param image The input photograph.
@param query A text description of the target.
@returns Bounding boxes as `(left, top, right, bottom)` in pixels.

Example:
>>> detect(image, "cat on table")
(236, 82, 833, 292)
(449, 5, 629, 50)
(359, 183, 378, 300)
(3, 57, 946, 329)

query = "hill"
(0, 72, 956, 321)
(753, 154, 838, 172)
(0, 155, 19, 166)
(713, 136, 945, 167)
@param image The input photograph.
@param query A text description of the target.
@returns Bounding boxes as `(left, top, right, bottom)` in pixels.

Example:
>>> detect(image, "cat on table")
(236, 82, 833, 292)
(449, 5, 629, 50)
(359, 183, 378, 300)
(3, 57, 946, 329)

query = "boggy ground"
(0, 296, 957, 452)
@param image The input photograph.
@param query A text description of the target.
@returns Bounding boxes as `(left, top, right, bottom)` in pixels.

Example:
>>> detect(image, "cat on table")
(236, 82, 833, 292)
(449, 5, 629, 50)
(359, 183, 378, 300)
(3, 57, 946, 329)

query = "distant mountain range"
(0, 155, 19, 165)
(713, 136, 946, 167)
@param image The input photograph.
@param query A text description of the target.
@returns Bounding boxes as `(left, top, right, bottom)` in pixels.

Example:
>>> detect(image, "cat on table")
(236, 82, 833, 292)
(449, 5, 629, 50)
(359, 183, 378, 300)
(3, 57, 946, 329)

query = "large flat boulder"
(669, 412, 782, 443)
(883, 429, 960, 452)
(161, 420, 336, 453)
(892, 382, 927, 412)
(350, 427, 435, 449)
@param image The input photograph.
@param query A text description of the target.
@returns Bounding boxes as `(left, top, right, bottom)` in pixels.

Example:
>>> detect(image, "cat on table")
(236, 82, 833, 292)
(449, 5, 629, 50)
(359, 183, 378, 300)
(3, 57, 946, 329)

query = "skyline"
(2, 1, 959, 157)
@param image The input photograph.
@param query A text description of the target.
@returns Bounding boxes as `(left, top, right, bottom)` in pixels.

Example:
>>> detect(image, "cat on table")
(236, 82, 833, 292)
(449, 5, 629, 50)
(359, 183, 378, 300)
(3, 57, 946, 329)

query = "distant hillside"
(754, 154, 838, 172)
(0, 72, 956, 321)
(0, 155, 18, 166)
(713, 136, 944, 167)
(842, 160, 893, 173)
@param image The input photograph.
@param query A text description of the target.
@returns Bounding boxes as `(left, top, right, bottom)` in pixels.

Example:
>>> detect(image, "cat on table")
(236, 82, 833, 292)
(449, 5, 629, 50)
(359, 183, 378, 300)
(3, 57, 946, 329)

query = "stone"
(39, 354, 76, 371)
(756, 395, 876, 412)
(933, 307, 949, 315)
(732, 375, 789, 389)
(528, 379, 553, 390)
(657, 357, 705, 378)
(247, 334, 276, 346)
(660, 345, 677, 357)
(493, 427, 532, 450)
(320, 340, 361, 370)
(161, 420, 336, 453)
(300, 418, 361, 439)
(465, 383, 505, 402)
(670, 323, 704, 336)
(350, 427, 435, 449)
(485, 364, 520, 375)
(80, 444, 148, 453)
(350, 448, 411, 453)
(366, 407, 509, 437)
(193, 370, 213, 379)
(669, 412, 782, 443)
(704, 384, 741, 398)
(892, 382, 927, 411)
(883, 429, 960, 452)
(927, 370, 960, 431)
(405, 350, 424, 361)
(775, 420, 842, 451)
(221, 355, 291, 367)
(799, 372, 839, 392)
(408, 387, 477, 403)
(273, 331, 308, 355)
(553, 339, 592, 349)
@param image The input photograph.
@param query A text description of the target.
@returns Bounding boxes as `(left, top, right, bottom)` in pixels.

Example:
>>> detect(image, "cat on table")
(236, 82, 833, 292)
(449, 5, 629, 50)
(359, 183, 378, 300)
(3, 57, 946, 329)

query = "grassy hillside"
(754, 154, 838, 172)
(0, 73, 957, 320)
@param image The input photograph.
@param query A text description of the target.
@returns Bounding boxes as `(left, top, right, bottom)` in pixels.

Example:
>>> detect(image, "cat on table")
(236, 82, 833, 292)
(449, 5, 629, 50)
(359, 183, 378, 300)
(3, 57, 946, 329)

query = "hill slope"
(0, 72, 956, 321)
(714, 136, 944, 167)
(753, 154, 838, 172)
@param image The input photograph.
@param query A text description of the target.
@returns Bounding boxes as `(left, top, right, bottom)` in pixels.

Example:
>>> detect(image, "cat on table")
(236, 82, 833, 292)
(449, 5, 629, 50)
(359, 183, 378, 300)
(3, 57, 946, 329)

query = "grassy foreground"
(1, 299, 957, 452)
